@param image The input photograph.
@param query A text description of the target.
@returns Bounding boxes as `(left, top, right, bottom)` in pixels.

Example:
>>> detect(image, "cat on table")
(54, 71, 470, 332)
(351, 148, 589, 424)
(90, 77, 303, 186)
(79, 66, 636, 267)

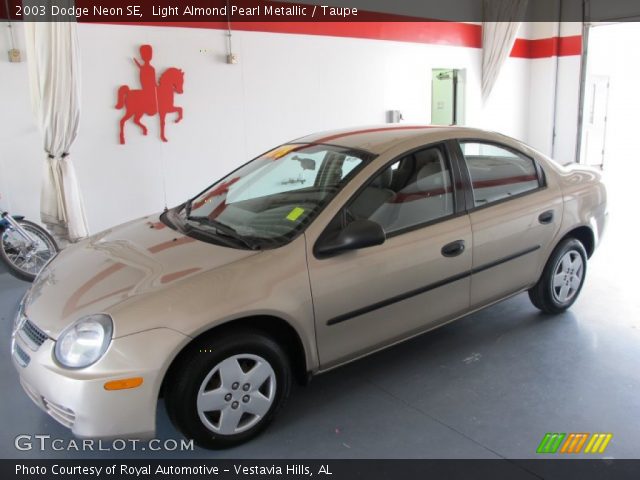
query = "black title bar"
(2, 0, 640, 22)
(4, 459, 640, 480)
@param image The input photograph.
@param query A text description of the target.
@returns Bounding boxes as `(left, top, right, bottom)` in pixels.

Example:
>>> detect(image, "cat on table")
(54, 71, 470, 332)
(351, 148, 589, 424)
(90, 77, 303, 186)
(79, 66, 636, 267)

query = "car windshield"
(177, 143, 373, 248)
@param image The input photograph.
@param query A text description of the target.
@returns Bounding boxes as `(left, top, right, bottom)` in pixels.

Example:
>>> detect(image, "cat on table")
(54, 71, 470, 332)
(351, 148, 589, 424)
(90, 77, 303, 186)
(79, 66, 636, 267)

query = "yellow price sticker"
(264, 144, 298, 160)
(286, 207, 305, 221)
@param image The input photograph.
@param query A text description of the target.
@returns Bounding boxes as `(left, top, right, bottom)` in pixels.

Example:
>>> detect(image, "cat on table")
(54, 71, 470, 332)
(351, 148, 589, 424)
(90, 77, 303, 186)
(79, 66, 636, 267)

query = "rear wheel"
(165, 331, 292, 449)
(0, 220, 58, 282)
(529, 238, 587, 314)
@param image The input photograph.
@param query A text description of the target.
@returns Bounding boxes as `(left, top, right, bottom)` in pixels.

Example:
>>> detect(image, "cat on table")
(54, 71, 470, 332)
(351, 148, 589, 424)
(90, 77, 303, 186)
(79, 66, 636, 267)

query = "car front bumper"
(11, 320, 188, 439)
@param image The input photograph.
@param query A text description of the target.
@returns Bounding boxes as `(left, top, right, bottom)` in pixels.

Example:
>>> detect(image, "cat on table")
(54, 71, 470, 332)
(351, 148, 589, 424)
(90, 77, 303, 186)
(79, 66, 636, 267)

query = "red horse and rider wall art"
(116, 45, 184, 144)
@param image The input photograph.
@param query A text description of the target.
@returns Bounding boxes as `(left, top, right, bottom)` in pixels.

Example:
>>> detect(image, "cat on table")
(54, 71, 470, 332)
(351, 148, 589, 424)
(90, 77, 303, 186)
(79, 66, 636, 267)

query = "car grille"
(42, 398, 76, 428)
(13, 342, 30, 367)
(20, 380, 76, 429)
(19, 319, 48, 351)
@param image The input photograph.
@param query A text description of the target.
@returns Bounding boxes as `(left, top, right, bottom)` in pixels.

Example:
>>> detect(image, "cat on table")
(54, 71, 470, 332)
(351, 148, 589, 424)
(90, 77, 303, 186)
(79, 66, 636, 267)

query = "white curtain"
(481, 0, 528, 103)
(24, 21, 89, 242)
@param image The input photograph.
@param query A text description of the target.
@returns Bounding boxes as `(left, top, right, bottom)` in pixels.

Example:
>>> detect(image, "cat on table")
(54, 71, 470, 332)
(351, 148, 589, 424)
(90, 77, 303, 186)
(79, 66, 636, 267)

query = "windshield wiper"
(186, 216, 261, 250)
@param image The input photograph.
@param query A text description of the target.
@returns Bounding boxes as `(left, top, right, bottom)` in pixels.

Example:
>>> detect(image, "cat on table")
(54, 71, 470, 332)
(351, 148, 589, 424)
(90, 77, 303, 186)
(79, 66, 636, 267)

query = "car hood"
(23, 214, 259, 339)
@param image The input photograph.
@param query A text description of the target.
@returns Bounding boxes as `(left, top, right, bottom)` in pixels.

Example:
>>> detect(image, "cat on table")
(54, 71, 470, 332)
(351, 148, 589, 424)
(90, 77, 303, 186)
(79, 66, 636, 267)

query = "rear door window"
(459, 142, 542, 207)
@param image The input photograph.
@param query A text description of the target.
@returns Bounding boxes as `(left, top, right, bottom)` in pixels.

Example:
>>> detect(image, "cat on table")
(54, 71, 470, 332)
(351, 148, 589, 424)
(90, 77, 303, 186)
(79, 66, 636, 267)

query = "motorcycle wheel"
(0, 220, 59, 282)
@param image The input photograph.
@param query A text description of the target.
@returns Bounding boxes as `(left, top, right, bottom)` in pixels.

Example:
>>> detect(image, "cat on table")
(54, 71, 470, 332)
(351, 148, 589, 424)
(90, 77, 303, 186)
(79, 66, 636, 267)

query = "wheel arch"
(562, 225, 595, 258)
(160, 315, 310, 397)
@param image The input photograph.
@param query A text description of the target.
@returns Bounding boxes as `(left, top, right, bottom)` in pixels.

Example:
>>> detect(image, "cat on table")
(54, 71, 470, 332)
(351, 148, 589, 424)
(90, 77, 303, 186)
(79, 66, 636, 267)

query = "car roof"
(292, 125, 507, 155)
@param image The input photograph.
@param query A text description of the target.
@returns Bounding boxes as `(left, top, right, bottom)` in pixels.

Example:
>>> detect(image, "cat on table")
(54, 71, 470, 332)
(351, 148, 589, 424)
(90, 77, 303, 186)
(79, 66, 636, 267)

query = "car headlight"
(54, 314, 113, 368)
(13, 293, 28, 335)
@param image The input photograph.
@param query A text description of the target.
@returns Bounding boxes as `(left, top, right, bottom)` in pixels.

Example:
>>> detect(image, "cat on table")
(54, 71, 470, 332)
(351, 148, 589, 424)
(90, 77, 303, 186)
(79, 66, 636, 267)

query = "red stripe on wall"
(101, 21, 580, 58)
(510, 35, 582, 58)
(104, 21, 482, 48)
(239, 21, 483, 48)
(472, 175, 539, 188)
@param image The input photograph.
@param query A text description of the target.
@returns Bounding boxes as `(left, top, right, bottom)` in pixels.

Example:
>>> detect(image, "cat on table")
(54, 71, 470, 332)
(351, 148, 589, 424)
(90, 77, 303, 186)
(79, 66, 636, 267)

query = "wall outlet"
(8, 49, 21, 63)
(226, 53, 238, 64)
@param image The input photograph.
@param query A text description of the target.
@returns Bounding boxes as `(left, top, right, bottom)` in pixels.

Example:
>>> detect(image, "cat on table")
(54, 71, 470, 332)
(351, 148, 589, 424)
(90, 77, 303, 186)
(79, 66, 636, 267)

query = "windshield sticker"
(264, 144, 299, 160)
(286, 207, 305, 222)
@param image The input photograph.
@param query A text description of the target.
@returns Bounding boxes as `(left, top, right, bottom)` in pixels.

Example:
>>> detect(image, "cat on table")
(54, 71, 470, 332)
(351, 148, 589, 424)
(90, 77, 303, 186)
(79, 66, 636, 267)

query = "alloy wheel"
(552, 250, 584, 303)
(196, 353, 276, 435)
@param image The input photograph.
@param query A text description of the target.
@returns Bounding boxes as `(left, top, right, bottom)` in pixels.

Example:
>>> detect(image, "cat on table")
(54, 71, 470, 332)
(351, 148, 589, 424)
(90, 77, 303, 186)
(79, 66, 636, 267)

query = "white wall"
(0, 22, 43, 219)
(552, 54, 581, 164)
(525, 22, 583, 164)
(0, 22, 570, 234)
(552, 22, 583, 164)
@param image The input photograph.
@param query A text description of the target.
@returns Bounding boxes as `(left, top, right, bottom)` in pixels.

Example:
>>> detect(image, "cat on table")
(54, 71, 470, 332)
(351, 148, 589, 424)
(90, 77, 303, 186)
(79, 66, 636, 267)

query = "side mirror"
(315, 219, 386, 257)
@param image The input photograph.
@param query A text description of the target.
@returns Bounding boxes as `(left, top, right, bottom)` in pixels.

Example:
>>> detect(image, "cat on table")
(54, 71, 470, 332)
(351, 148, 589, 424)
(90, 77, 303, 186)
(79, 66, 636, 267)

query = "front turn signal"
(104, 377, 144, 391)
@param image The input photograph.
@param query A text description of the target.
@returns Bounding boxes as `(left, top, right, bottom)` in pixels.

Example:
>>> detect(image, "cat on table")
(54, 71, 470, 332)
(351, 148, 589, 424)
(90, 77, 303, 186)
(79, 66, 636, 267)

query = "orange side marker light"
(104, 377, 144, 391)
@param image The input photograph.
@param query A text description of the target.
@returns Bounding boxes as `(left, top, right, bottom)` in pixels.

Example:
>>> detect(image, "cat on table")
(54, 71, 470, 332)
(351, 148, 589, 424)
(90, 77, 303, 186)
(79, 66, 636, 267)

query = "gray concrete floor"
(1, 168, 639, 459)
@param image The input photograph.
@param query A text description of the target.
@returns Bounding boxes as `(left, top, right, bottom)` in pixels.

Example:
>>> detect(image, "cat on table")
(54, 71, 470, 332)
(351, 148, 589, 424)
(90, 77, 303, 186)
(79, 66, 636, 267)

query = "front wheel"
(164, 331, 292, 449)
(529, 238, 587, 314)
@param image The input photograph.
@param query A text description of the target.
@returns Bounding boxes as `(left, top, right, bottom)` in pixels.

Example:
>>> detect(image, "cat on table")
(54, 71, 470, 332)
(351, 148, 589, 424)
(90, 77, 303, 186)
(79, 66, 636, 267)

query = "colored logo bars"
(536, 432, 613, 454)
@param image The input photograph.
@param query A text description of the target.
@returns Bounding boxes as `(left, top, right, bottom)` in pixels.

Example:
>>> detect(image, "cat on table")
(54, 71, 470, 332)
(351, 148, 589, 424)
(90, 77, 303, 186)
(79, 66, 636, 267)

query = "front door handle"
(538, 210, 554, 224)
(441, 240, 465, 257)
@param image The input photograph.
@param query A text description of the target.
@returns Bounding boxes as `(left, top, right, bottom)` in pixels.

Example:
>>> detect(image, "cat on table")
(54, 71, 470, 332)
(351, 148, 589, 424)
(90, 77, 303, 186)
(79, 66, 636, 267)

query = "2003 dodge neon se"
(11, 126, 607, 448)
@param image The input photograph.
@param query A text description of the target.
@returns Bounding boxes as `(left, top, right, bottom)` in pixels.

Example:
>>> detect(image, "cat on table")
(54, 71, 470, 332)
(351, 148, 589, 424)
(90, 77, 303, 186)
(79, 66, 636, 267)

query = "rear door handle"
(441, 240, 465, 257)
(538, 210, 554, 224)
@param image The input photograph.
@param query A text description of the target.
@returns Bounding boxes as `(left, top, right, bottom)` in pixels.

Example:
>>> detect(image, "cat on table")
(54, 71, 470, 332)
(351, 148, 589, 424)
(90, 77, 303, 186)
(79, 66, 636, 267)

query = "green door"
(431, 69, 455, 125)
(431, 69, 465, 126)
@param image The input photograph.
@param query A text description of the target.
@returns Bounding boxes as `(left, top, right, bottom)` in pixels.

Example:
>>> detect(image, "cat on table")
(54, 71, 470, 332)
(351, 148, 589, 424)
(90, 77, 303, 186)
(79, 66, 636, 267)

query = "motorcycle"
(0, 212, 59, 282)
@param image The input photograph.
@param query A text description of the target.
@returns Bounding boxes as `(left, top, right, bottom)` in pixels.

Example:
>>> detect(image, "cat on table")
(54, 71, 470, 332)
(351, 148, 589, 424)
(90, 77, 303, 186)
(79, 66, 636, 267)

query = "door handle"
(441, 240, 465, 257)
(538, 210, 554, 224)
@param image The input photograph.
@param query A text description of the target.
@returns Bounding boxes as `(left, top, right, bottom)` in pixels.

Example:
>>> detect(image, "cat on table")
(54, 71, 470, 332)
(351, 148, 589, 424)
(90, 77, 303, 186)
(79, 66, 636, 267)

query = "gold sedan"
(12, 126, 607, 448)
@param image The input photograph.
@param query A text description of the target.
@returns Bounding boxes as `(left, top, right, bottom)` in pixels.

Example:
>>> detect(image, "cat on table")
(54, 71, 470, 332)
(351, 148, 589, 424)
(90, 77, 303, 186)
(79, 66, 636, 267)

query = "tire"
(164, 330, 292, 449)
(528, 237, 587, 314)
(0, 220, 58, 282)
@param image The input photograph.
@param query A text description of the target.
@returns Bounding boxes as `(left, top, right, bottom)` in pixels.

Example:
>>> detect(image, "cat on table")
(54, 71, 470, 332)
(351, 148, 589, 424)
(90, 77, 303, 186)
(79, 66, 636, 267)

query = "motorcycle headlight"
(54, 314, 113, 368)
